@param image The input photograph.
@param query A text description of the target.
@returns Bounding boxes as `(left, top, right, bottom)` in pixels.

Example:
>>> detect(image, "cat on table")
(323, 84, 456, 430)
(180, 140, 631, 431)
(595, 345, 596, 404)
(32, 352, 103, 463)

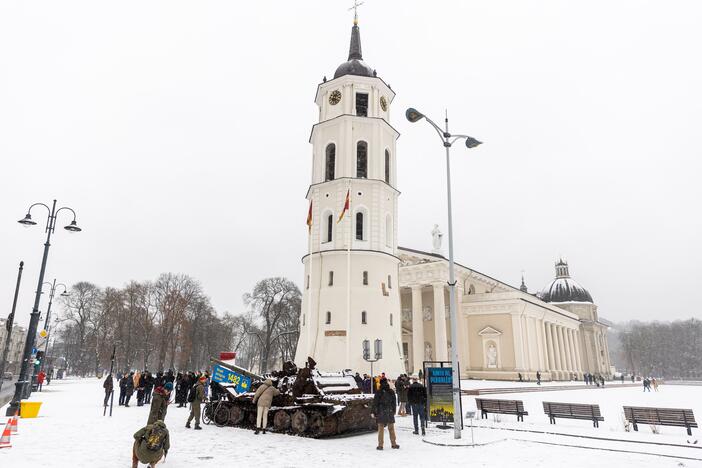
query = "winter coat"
(133, 371, 141, 389)
(190, 381, 205, 405)
(147, 387, 171, 425)
(372, 385, 397, 425)
(144, 374, 154, 391)
(407, 382, 427, 406)
(396, 378, 409, 402)
(103, 375, 113, 392)
(126, 375, 135, 393)
(133, 421, 170, 464)
(119, 376, 128, 390)
(252, 379, 280, 408)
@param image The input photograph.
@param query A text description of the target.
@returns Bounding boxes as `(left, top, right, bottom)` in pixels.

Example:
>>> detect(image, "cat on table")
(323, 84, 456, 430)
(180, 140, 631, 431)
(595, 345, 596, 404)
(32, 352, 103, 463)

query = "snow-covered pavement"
(1, 378, 700, 468)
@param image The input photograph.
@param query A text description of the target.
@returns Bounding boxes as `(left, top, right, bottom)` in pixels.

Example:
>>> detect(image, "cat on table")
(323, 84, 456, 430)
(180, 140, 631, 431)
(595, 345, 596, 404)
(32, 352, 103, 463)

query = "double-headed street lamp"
(38, 279, 69, 374)
(6, 200, 81, 416)
(406, 107, 482, 440)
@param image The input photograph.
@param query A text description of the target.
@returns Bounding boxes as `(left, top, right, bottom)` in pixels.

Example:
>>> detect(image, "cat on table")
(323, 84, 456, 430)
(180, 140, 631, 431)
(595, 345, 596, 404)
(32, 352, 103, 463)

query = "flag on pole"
(306, 200, 313, 232)
(337, 190, 350, 223)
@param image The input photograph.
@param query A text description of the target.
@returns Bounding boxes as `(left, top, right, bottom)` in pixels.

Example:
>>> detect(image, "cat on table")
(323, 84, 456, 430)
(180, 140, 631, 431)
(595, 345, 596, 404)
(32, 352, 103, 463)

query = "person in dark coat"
(354, 372, 363, 389)
(362, 374, 371, 394)
(395, 375, 408, 416)
(407, 376, 427, 435)
(175, 373, 186, 407)
(165, 369, 175, 384)
(125, 371, 135, 407)
(103, 373, 113, 407)
(136, 372, 146, 406)
(371, 378, 399, 450)
(119, 373, 129, 405)
(144, 372, 154, 404)
(536, 371, 542, 385)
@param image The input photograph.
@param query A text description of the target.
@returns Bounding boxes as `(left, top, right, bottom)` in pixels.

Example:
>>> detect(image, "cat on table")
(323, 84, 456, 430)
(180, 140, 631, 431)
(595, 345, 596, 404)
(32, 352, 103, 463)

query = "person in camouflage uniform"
(147, 382, 173, 425)
(186, 375, 206, 430)
(132, 420, 170, 468)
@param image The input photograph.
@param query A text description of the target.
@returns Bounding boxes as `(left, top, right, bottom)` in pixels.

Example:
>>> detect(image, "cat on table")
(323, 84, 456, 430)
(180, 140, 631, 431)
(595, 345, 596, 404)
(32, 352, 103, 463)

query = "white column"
(550, 323, 562, 376)
(572, 329, 583, 374)
(556, 325, 567, 376)
(560, 326, 572, 375)
(411, 285, 425, 375)
(433, 283, 448, 361)
(545, 321, 556, 373)
(535, 318, 546, 371)
(566, 329, 576, 375)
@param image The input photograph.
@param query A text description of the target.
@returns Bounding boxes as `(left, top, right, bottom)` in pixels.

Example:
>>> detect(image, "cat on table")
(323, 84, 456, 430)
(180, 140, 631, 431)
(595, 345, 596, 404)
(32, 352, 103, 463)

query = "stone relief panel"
(401, 308, 411, 322)
(424, 342, 433, 360)
(423, 306, 433, 321)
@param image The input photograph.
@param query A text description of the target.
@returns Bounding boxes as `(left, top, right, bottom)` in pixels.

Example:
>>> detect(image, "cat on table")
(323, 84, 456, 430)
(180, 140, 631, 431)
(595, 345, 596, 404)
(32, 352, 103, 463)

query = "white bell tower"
(294, 16, 405, 377)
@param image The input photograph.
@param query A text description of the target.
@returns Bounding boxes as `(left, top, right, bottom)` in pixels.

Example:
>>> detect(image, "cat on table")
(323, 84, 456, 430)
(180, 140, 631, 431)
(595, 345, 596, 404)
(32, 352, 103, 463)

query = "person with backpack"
(148, 382, 173, 425)
(103, 373, 113, 407)
(132, 420, 170, 468)
(372, 378, 400, 450)
(252, 379, 280, 434)
(186, 375, 206, 430)
(407, 376, 427, 435)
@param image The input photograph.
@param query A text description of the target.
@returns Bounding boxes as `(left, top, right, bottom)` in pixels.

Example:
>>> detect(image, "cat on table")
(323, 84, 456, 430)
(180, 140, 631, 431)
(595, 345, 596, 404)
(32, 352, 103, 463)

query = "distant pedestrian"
(621, 374, 625, 384)
(407, 376, 427, 435)
(536, 371, 542, 386)
(643, 378, 651, 392)
(252, 379, 280, 434)
(103, 373, 113, 407)
(600, 375, 605, 387)
(652, 378, 659, 392)
(631, 374, 635, 383)
(37, 370, 46, 391)
(148, 382, 173, 425)
(143, 372, 154, 404)
(518, 372, 523, 382)
(354, 372, 363, 389)
(395, 375, 408, 416)
(186, 375, 206, 430)
(119, 374, 129, 405)
(132, 420, 169, 468)
(125, 371, 135, 407)
(372, 378, 399, 450)
(175, 373, 187, 407)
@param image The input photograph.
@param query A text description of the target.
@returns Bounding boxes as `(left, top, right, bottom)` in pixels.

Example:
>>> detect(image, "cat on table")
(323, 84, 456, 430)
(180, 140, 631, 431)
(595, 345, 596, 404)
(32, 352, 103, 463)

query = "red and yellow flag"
(337, 190, 350, 223)
(306, 201, 313, 232)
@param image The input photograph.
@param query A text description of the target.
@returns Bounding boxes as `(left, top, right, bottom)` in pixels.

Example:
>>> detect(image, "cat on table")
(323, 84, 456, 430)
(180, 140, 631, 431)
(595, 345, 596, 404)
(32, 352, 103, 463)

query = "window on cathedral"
(388, 275, 392, 289)
(390, 313, 393, 326)
(361, 311, 367, 324)
(325, 311, 331, 325)
(356, 141, 368, 178)
(362, 271, 368, 285)
(385, 149, 390, 184)
(325, 144, 336, 181)
(325, 214, 333, 243)
(328, 271, 334, 286)
(356, 212, 364, 240)
(355, 93, 368, 117)
(306, 275, 309, 289)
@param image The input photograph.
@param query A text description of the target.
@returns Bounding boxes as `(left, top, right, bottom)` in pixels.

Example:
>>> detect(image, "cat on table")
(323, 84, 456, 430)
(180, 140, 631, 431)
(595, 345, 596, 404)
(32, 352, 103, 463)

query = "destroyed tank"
(209, 357, 376, 438)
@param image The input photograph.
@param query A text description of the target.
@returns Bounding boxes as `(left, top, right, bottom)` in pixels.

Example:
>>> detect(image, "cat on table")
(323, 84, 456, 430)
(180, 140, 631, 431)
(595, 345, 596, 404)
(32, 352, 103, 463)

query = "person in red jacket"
(37, 371, 46, 391)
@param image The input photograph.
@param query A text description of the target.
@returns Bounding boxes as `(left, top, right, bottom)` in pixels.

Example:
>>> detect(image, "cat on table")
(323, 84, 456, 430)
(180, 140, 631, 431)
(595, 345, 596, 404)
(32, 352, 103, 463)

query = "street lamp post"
(362, 339, 382, 394)
(406, 107, 482, 440)
(38, 279, 69, 375)
(6, 199, 81, 416)
(0, 261, 25, 395)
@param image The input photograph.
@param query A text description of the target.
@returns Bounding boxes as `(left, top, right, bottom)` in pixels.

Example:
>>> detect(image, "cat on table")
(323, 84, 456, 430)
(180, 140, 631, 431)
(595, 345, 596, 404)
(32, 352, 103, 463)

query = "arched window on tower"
(325, 213, 333, 243)
(385, 149, 391, 184)
(356, 141, 368, 178)
(355, 212, 364, 240)
(325, 311, 331, 325)
(361, 311, 367, 324)
(325, 144, 336, 181)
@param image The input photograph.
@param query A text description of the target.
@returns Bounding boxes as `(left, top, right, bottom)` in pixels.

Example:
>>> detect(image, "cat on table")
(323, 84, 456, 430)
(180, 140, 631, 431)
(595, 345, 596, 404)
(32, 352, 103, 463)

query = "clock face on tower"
(329, 90, 342, 105)
(380, 96, 388, 111)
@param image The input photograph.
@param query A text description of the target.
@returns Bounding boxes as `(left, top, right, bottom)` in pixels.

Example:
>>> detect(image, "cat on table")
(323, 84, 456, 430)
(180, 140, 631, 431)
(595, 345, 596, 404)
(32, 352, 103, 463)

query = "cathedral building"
(294, 18, 612, 380)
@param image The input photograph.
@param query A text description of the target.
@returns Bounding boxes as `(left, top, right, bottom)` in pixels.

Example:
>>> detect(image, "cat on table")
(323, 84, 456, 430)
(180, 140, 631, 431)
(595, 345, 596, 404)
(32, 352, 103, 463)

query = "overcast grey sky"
(1, 1, 700, 327)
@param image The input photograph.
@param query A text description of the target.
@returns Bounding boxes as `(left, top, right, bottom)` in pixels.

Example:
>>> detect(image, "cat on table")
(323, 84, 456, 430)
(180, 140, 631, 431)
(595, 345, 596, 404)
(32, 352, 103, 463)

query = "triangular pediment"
(478, 326, 502, 336)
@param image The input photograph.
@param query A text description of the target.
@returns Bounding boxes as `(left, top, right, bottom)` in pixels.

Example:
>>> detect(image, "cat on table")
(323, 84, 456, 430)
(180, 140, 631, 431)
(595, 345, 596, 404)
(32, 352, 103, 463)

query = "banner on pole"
(424, 360, 462, 428)
(212, 364, 252, 393)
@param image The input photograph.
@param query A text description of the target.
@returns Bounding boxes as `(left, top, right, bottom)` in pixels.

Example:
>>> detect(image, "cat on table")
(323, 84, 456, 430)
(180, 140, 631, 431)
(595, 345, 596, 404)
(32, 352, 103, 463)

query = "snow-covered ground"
(1, 378, 701, 468)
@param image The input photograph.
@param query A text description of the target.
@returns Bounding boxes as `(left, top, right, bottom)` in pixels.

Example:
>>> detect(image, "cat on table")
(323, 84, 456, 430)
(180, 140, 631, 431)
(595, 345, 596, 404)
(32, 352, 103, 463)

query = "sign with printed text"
(427, 367, 454, 422)
(212, 364, 252, 393)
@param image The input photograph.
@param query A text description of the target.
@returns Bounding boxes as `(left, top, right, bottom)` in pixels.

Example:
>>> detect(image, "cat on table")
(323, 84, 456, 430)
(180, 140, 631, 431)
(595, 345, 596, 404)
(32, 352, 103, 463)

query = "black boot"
(194, 426, 202, 430)
(185, 422, 191, 428)
(254, 429, 260, 435)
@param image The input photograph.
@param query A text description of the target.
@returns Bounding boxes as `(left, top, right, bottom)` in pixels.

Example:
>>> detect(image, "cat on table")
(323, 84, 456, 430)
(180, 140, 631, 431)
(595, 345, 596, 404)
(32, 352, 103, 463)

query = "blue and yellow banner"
(212, 364, 252, 393)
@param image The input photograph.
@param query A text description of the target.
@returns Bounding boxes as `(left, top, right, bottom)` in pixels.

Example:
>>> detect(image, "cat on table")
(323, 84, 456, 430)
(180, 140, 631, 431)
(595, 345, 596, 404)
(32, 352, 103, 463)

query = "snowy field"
(1, 378, 701, 468)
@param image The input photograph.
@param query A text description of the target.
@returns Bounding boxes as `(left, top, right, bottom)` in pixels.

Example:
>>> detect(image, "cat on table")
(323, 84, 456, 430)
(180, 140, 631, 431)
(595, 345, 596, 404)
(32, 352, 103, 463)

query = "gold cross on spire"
(348, 0, 364, 25)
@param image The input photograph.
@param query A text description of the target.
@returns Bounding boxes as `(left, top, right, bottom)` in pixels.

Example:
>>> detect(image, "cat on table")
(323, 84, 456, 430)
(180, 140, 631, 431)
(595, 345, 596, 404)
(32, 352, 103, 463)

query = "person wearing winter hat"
(148, 381, 173, 425)
(252, 379, 280, 434)
(186, 376, 206, 430)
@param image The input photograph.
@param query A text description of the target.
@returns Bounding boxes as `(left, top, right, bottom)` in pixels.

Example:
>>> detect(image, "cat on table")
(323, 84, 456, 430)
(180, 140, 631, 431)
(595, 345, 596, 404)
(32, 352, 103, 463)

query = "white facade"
(294, 22, 405, 377)
(0, 319, 27, 374)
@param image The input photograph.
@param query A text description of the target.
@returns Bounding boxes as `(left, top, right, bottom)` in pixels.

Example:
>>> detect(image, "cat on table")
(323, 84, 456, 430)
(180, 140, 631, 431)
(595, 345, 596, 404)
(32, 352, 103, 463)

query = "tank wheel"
(307, 412, 324, 436)
(229, 405, 245, 426)
(273, 410, 291, 432)
(291, 410, 308, 434)
(247, 410, 257, 427)
(214, 406, 230, 427)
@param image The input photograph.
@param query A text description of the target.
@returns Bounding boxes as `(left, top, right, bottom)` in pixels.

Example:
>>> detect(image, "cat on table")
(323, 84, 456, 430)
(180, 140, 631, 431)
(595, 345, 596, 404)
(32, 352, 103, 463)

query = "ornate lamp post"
(6, 200, 81, 416)
(0, 261, 25, 395)
(38, 279, 69, 374)
(406, 108, 482, 439)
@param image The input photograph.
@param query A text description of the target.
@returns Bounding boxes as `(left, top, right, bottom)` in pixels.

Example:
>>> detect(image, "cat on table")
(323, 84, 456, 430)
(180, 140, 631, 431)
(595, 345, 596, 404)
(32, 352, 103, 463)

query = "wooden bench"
(542, 401, 604, 427)
(476, 398, 528, 422)
(623, 406, 698, 436)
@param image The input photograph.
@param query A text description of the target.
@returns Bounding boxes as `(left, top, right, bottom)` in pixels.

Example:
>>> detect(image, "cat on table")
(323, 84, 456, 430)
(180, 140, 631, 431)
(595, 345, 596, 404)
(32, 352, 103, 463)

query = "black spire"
(348, 24, 362, 61)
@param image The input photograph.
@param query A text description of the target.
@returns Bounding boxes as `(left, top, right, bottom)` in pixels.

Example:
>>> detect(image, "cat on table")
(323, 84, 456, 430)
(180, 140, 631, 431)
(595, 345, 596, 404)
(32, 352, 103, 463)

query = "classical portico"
(398, 247, 610, 381)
